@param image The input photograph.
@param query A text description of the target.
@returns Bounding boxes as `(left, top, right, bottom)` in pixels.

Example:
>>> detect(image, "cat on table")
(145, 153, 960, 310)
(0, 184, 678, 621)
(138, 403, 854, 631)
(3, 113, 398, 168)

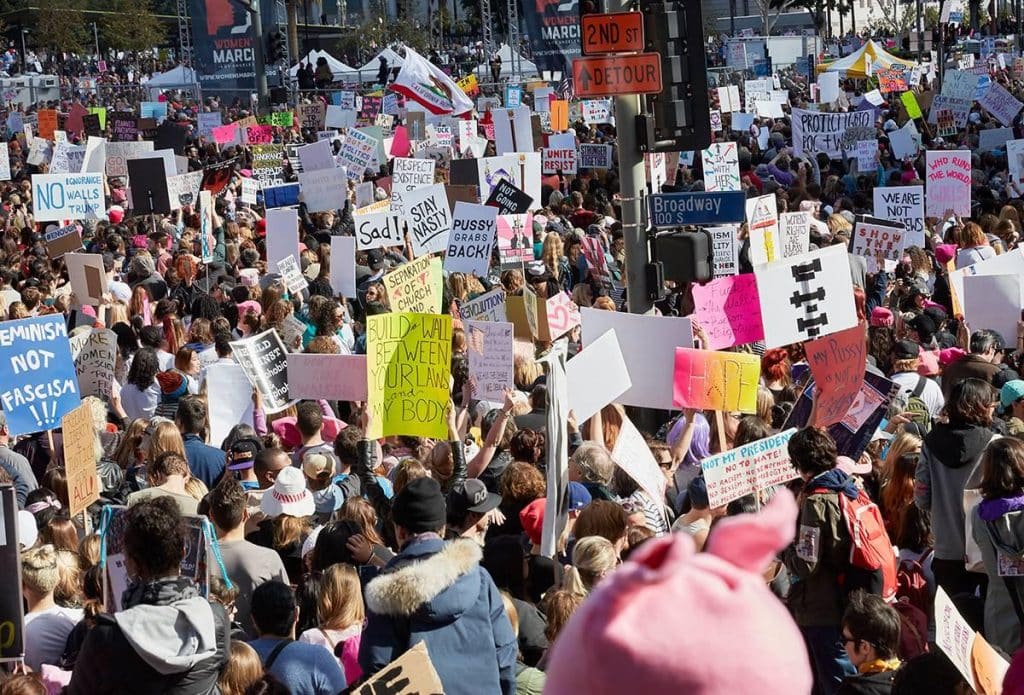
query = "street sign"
(649, 191, 746, 227)
(572, 53, 663, 98)
(581, 12, 645, 55)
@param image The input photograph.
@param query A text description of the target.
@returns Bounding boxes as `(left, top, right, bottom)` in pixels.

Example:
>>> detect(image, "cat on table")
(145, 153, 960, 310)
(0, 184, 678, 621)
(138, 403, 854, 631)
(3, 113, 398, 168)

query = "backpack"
(896, 548, 933, 616)
(892, 597, 930, 660)
(823, 488, 899, 601)
(904, 377, 932, 433)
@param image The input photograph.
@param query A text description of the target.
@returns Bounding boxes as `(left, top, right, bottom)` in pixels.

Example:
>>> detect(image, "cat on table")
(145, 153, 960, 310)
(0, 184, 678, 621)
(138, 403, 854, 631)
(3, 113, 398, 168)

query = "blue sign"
(505, 85, 523, 108)
(140, 101, 168, 123)
(649, 191, 746, 227)
(262, 183, 300, 209)
(0, 315, 80, 436)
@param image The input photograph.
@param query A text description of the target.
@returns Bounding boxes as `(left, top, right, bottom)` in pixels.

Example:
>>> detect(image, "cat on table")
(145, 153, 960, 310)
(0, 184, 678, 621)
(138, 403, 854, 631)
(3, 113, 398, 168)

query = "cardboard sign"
(466, 320, 514, 401)
(230, 329, 294, 414)
(68, 328, 116, 401)
(754, 245, 858, 349)
(44, 223, 83, 259)
(851, 220, 906, 262)
(673, 348, 760, 413)
(445, 202, 497, 276)
(460, 288, 507, 322)
(31, 173, 104, 222)
(691, 274, 765, 350)
(806, 323, 867, 427)
(353, 642, 444, 695)
(366, 313, 452, 440)
(383, 255, 443, 313)
(0, 316, 80, 436)
(37, 109, 58, 140)
(285, 354, 368, 402)
(873, 185, 925, 249)
(0, 486, 24, 660)
(404, 184, 451, 256)
(700, 429, 798, 507)
(746, 194, 780, 265)
(566, 329, 632, 423)
(63, 403, 99, 517)
(925, 150, 971, 217)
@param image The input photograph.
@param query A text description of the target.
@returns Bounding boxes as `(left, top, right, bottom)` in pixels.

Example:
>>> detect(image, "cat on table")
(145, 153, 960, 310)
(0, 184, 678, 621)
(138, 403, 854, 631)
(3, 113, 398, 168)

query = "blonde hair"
(317, 564, 365, 631)
(562, 536, 617, 595)
(147, 421, 186, 464)
(185, 477, 209, 501)
(541, 234, 564, 278)
(500, 591, 520, 636)
(22, 544, 59, 595)
(78, 534, 101, 567)
(218, 641, 264, 695)
(54, 549, 83, 607)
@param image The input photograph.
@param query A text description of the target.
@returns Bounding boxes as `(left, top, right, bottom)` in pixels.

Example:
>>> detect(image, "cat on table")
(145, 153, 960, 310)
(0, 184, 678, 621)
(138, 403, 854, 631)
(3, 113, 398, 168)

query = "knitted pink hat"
(544, 490, 812, 694)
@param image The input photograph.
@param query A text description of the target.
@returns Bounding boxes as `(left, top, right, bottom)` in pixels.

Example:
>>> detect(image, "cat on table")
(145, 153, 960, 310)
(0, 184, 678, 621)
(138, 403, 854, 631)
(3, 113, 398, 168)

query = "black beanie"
(392, 477, 446, 533)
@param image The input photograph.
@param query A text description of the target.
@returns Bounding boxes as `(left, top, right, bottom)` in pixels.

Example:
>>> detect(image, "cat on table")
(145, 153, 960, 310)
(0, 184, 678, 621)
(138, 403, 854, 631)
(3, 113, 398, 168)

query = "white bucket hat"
(260, 466, 315, 518)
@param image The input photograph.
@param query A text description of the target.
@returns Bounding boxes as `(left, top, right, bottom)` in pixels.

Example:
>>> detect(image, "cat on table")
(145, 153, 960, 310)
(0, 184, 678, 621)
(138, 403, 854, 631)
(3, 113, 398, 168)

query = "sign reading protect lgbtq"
(573, 53, 662, 97)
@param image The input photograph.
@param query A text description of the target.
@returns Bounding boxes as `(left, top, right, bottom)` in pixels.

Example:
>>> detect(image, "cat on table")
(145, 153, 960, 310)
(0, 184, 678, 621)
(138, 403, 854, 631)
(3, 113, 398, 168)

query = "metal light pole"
(239, 0, 269, 111)
(20, 29, 28, 73)
(92, 23, 100, 59)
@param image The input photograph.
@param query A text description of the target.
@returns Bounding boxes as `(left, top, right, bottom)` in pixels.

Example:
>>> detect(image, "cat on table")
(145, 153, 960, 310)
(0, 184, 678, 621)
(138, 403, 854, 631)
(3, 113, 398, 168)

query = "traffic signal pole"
(240, 0, 269, 111)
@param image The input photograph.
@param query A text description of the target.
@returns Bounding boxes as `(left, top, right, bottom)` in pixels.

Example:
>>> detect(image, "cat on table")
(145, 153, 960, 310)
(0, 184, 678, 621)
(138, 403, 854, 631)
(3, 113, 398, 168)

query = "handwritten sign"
(404, 184, 451, 256)
(366, 313, 452, 440)
(691, 274, 765, 349)
(700, 429, 798, 507)
(873, 185, 924, 248)
(43, 223, 83, 259)
(672, 348, 760, 413)
(353, 642, 444, 695)
(746, 194, 780, 265)
(612, 415, 667, 504)
(925, 150, 971, 217)
(31, 173, 104, 222)
(806, 323, 867, 427)
(791, 108, 873, 158)
(467, 321, 514, 401)
(978, 81, 1024, 126)
(383, 254, 442, 313)
(545, 292, 581, 339)
(0, 316, 80, 435)
(69, 328, 116, 400)
(355, 209, 404, 251)
(779, 212, 810, 259)
(392, 157, 436, 215)
(851, 220, 906, 262)
(460, 288, 507, 322)
(709, 225, 740, 277)
(445, 202, 497, 276)
(702, 143, 741, 192)
(62, 403, 99, 517)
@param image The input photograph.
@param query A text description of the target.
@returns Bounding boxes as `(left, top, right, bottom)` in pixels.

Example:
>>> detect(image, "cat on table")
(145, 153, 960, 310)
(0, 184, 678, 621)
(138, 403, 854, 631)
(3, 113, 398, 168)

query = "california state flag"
(390, 47, 474, 116)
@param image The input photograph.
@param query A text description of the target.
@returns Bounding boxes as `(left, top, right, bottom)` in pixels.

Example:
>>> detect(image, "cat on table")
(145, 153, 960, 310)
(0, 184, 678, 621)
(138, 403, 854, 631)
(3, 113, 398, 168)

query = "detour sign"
(572, 53, 663, 98)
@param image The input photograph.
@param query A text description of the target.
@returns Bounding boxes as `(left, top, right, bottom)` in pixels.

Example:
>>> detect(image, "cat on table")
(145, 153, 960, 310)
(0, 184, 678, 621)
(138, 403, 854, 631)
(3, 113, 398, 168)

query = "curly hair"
(508, 429, 545, 464)
(124, 496, 186, 579)
(499, 462, 546, 506)
(761, 348, 791, 385)
(787, 427, 838, 476)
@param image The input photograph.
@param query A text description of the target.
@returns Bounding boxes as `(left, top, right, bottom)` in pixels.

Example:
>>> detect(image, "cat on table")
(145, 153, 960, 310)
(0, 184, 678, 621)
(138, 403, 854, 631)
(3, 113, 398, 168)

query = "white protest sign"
(68, 328, 116, 400)
(700, 429, 798, 507)
(542, 147, 578, 175)
(65, 253, 107, 305)
(466, 321, 514, 401)
(708, 225, 740, 277)
(851, 220, 906, 262)
(298, 167, 348, 213)
(106, 141, 155, 177)
(963, 274, 1021, 347)
(612, 415, 667, 504)
(934, 588, 977, 689)
(277, 254, 308, 295)
(81, 137, 106, 174)
(925, 150, 971, 217)
(240, 177, 259, 205)
(354, 210, 404, 251)
(445, 202, 497, 276)
(566, 328, 631, 423)
(582, 99, 613, 124)
(1009, 139, 1024, 184)
(817, 72, 840, 103)
(746, 194, 780, 265)
(873, 185, 925, 248)
(718, 85, 741, 113)
(329, 236, 357, 298)
(778, 212, 810, 259)
(754, 245, 858, 348)
(166, 171, 203, 210)
(702, 142, 741, 192)
(460, 288, 507, 322)
(791, 108, 874, 158)
(265, 207, 300, 271)
(325, 104, 355, 129)
(49, 142, 85, 174)
(296, 139, 336, 173)
(32, 173, 104, 222)
(855, 140, 878, 171)
(404, 184, 451, 256)
(979, 81, 1024, 126)
(391, 157, 435, 215)
(339, 129, 378, 180)
(0, 143, 10, 181)
(581, 310, 692, 410)
(206, 364, 256, 446)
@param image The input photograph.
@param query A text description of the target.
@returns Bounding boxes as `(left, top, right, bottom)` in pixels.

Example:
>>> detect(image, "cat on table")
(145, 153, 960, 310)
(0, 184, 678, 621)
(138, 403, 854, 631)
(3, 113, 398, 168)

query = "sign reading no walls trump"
(367, 313, 452, 440)
(32, 173, 105, 222)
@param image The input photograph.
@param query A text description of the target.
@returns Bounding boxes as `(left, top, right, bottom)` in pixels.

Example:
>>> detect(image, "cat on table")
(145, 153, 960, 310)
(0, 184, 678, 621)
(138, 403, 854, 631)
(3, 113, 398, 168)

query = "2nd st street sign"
(581, 12, 645, 55)
(572, 53, 663, 98)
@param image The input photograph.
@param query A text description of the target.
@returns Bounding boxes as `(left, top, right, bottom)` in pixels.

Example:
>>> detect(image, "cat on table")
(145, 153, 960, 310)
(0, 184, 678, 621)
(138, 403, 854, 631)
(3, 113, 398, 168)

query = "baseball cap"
(1000, 379, 1024, 410)
(906, 314, 936, 342)
(448, 479, 502, 520)
(894, 339, 920, 360)
(227, 438, 260, 471)
(567, 482, 592, 512)
(302, 451, 338, 479)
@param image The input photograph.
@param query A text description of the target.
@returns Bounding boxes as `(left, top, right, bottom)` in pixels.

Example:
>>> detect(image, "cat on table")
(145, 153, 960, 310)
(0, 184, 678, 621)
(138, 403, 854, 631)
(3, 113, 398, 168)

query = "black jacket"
(67, 578, 230, 695)
(837, 670, 896, 695)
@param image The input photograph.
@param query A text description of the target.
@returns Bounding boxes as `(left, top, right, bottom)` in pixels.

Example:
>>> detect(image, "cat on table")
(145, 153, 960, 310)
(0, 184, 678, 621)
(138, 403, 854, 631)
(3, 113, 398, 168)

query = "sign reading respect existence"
(0, 315, 80, 436)
(31, 173, 105, 222)
(700, 429, 799, 508)
(790, 108, 874, 159)
(366, 313, 453, 440)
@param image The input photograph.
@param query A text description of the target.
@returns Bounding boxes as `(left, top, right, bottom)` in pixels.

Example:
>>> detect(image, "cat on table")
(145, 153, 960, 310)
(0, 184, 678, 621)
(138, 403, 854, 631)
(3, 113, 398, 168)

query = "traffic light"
(267, 30, 287, 64)
(637, 0, 711, 153)
(654, 230, 713, 285)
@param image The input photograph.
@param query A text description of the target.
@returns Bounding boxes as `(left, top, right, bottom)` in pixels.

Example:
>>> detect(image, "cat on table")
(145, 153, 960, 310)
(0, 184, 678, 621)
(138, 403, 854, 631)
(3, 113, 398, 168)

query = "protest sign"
(673, 348, 760, 413)
(339, 129, 378, 179)
(718, 85, 741, 112)
(614, 415, 669, 507)
(298, 167, 348, 213)
(205, 364, 255, 447)
(466, 321, 514, 401)
(404, 184, 451, 256)
(0, 316, 80, 436)
(211, 123, 239, 145)
(264, 207, 300, 271)
(105, 141, 153, 178)
(166, 171, 203, 210)
(44, 223, 83, 259)
(31, 173, 104, 222)
(69, 328, 116, 400)
(383, 254, 443, 313)
(925, 150, 971, 217)
(445, 202, 497, 276)
(779, 212, 810, 259)
(855, 140, 878, 171)
(806, 324, 867, 427)
(579, 143, 613, 169)
(566, 329, 631, 423)
(297, 102, 326, 129)
(460, 288, 507, 322)
(873, 185, 925, 248)
(276, 255, 308, 295)
(942, 69, 978, 100)
(791, 108, 873, 158)
(979, 81, 1024, 126)
(754, 245, 858, 348)
(700, 429, 798, 507)
(252, 144, 285, 186)
(746, 194, 780, 265)
(851, 220, 906, 262)
(702, 143, 741, 192)
(929, 95, 972, 128)
(49, 141, 85, 175)
(691, 274, 765, 349)
(391, 157, 436, 215)
(818, 71, 840, 103)
(244, 124, 272, 145)
(0, 485, 23, 661)
(900, 91, 922, 119)
(0, 143, 10, 181)
(545, 292, 581, 339)
(935, 588, 979, 689)
(324, 235, 356, 299)
(366, 313, 452, 439)
(963, 274, 1021, 348)
(581, 310, 693, 410)
(354, 209, 404, 251)
(63, 403, 99, 517)
(708, 225, 740, 277)
(286, 354, 368, 402)
(978, 127, 1014, 152)
(485, 178, 533, 215)
(37, 109, 57, 140)
(353, 642, 444, 695)
(26, 137, 52, 167)
(296, 139, 335, 173)
(876, 69, 908, 92)
(65, 253, 107, 306)
(542, 147, 578, 174)
(230, 330, 294, 414)
(239, 178, 259, 206)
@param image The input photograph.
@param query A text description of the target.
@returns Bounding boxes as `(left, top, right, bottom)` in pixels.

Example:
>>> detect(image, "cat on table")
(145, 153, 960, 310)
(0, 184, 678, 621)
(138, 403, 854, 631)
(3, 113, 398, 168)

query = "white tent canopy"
(473, 44, 539, 80)
(146, 65, 197, 88)
(290, 50, 357, 81)
(333, 47, 407, 84)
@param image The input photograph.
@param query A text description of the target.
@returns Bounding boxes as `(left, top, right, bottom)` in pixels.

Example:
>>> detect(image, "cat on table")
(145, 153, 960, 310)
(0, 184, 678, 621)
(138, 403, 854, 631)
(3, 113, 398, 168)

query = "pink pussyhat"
(544, 490, 812, 695)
